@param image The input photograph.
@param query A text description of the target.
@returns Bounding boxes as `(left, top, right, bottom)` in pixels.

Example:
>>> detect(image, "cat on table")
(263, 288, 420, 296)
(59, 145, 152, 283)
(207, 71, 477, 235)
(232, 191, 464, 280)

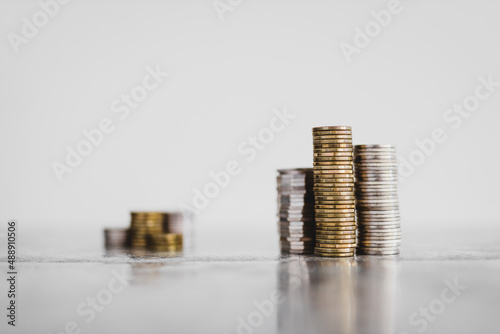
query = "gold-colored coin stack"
(129, 212, 164, 248)
(313, 126, 357, 257)
(147, 233, 183, 252)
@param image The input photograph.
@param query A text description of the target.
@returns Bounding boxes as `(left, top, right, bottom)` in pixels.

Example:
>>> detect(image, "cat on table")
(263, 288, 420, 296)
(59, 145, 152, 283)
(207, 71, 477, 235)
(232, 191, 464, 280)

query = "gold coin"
(315, 204, 355, 209)
(315, 195, 355, 200)
(314, 161, 353, 167)
(315, 210, 355, 215)
(315, 157, 353, 162)
(315, 252, 354, 257)
(315, 217, 356, 222)
(314, 149, 353, 154)
(316, 233, 357, 238)
(313, 132, 352, 139)
(316, 242, 357, 248)
(314, 247, 354, 253)
(316, 222, 356, 227)
(315, 237, 356, 243)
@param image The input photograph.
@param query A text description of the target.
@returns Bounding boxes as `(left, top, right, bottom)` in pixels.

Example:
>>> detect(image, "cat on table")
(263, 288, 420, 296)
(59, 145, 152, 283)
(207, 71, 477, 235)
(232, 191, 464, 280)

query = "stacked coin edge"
(313, 126, 357, 257)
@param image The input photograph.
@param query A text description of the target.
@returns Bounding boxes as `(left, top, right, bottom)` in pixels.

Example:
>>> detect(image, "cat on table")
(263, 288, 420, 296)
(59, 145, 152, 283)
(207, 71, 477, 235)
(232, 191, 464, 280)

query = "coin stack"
(313, 126, 357, 257)
(147, 233, 183, 252)
(354, 145, 402, 255)
(129, 212, 164, 248)
(277, 169, 316, 254)
(104, 228, 130, 249)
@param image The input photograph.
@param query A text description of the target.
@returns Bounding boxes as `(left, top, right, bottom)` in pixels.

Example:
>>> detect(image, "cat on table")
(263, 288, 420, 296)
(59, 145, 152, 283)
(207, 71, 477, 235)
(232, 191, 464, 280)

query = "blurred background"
(0, 0, 499, 250)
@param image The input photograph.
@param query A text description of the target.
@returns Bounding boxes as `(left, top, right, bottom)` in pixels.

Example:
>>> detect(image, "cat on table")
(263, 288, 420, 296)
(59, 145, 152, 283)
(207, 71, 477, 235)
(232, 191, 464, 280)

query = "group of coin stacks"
(312, 126, 357, 257)
(277, 169, 316, 254)
(354, 145, 402, 255)
(130, 212, 183, 251)
(104, 212, 183, 252)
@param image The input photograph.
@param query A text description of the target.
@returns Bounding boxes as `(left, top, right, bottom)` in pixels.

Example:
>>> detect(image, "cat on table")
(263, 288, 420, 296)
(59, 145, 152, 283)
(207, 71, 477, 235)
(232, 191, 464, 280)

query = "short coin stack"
(277, 169, 315, 254)
(129, 212, 164, 248)
(104, 228, 130, 249)
(354, 145, 402, 255)
(313, 126, 357, 257)
(147, 233, 183, 252)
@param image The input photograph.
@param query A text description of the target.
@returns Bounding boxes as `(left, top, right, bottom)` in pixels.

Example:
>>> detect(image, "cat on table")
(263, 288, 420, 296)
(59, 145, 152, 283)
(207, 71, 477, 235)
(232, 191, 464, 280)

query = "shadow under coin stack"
(277, 169, 315, 254)
(313, 126, 357, 257)
(147, 233, 183, 252)
(129, 212, 164, 248)
(354, 145, 402, 255)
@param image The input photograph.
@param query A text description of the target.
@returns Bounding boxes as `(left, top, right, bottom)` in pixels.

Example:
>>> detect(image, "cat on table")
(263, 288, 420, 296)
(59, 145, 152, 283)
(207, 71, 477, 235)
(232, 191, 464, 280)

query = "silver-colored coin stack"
(277, 169, 315, 254)
(104, 228, 130, 249)
(354, 145, 402, 255)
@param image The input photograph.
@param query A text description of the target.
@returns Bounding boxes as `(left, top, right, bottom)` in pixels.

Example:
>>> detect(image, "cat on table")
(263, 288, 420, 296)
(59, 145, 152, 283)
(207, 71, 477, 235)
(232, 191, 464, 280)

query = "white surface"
(0, 0, 499, 234)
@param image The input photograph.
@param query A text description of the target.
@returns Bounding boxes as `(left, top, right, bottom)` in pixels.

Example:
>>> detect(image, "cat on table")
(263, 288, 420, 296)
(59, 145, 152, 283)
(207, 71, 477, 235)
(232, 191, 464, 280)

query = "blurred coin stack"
(313, 126, 357, 257)
(147, 233, 183, 252)
(129, 212, 164, 248)
(277, 169, 315, 254)
(354, 145, 402, 255)
(104, 228, 130, 249)
(163, 212, 193, 250)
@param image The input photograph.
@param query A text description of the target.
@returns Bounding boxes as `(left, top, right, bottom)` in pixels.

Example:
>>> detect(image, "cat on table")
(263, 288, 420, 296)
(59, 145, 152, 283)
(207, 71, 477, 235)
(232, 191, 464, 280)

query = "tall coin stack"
(129, 212, 164, 248)
(277, 169, 316, 254)
(354, 145, 402, 255)
(313, 126, 357, 257)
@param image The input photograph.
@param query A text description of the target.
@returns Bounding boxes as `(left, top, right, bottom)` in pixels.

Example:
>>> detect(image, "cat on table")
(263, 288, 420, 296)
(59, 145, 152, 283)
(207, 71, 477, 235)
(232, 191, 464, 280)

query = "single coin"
(355, 144, 395, 149)
(315, 195, 356, 200)
(312, 133, 353, 138)
(315, 156, 353, 161)
(313, 126, 352, 131)
(315, 238, 356, 244)
(316, 233, 357, 239)
(315, 204, 355, 209)
(315, 209, 355, 215)
(314, 191, 355, 196)
(316, 243, 357, 249)
(315, 202, 356, 207)
(314, 186, 354, 192)
(356, 249, 399, 256)
(316, 223, 357, 229)
(313, 164, 354, 169)
(316, 225, 356, 231)
(314, 138, 353, 143)
(312, 129, 352, 135)
(315, 216, 356, 222)
(314, 247, 354, 253)
(315, 252, 354, 257)
(314, 149, 353, 154)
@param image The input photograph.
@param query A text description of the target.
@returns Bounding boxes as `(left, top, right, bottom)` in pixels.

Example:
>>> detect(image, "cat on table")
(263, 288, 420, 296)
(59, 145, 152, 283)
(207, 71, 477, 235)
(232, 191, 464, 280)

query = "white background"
(0, 0, 499, 243)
